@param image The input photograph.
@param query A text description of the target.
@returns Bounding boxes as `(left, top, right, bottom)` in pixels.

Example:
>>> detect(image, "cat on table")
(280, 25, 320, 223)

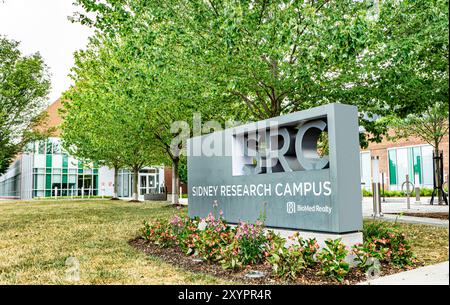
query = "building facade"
(0, 137, 166, 200)
(1, 99, 448, 198)
(0, 100, 167, 200)
(360, 133, 449, 191)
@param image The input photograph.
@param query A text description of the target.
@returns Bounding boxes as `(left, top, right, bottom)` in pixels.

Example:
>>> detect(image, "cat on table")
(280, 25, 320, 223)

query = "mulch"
(389, 212, 449, 220)
(129, 238, 411, 285)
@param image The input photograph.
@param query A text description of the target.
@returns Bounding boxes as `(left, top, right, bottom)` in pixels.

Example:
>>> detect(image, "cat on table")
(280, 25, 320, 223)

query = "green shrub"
(352, 242, 387, 271)
(362, 189, 373, 197)
(287, 233, 319, 267)
(168, 215, 199, 254)
(362, 222, 416, 267)
(317, 239, 350, 282)
(266, 234, 306, 280)
(363, 221, 392, 240)
(362, 188, 437, 197)
(141, 220, 177, 247)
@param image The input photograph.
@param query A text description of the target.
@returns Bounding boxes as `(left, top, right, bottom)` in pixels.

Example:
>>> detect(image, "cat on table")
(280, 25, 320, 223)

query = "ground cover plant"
(138, 210, 422, 284)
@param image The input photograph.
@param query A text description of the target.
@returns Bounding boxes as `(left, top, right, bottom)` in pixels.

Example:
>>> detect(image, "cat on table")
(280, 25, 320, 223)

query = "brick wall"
(164, 167, 188, 195)
(35, 99, 62, 136)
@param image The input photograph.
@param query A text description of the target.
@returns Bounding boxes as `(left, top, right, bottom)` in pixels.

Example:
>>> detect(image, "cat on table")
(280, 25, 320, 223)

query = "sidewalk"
(365, 214, 449, 227)
(359, 261, 449, 285)
(362, 197, 449, 215)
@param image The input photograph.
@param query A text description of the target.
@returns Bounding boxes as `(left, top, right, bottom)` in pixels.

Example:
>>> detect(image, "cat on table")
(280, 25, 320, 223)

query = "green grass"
(0, 199, 225, 284)
(0, 199, 448, 284)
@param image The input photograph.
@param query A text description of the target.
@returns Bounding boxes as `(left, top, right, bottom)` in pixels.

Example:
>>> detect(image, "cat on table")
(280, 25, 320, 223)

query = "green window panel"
(45, 174, 52, 190)
(46, 154, 52, 168)
(94, 175, 98, 190)
(78, 161, 83, 169)
(62, 154, 68, 168)
(93, 169, 98, 174)
(412, 147, 422, 184)
(388, 149, 397, 185)
(62, 169, 68, 174)
(62, 174, 68, 184)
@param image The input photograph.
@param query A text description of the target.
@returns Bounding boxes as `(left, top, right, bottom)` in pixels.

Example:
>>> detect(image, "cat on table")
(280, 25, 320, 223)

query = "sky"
(0, 0, 94, 105)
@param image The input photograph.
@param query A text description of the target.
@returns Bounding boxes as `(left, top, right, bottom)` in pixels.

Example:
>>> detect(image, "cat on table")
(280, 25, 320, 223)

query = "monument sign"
(187, 103, 362, 234)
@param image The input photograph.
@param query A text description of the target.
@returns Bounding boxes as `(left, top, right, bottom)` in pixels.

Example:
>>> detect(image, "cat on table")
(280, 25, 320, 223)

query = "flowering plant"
(193, 212, 233, 261)
(266, 233, 306, 280)
(220, 220, 267, 269)
(288, 233, 319, 267)
(317, 239, 350, 282)
(141, 220, 177, 247)
(362, 222, 416, 267)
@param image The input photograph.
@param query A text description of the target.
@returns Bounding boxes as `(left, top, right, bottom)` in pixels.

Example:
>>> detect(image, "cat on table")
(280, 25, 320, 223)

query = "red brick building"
(360, 131, 449, 191)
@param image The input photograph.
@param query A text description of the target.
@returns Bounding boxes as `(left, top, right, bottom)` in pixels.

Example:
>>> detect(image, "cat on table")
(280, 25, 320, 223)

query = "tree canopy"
(72, 0, 448, 148)
(0, 36, 50, 174)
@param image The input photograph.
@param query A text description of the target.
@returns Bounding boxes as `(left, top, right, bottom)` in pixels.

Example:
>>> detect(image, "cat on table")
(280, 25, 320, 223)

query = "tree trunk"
(112, 165, 119, 200)
(171, 158, 180, 205)
(132, 167, 139, 201)
(434, 146, 443, 205)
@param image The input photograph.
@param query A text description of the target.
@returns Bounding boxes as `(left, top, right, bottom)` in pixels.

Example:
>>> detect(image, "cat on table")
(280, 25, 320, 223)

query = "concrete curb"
(358, 261, 449, 285)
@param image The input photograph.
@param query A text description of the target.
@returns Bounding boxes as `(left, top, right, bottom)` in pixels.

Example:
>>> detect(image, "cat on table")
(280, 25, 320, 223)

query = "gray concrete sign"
(187, 103, 362, 234)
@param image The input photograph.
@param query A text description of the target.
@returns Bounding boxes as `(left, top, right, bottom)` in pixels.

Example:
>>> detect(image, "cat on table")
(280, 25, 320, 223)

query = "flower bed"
(132, 212, 419, 284)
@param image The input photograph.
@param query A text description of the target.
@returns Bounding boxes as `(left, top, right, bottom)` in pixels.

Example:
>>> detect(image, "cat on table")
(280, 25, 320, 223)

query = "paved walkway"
(366, 214, 449, 227)
(359, 261, 449, 285)
(362, 197, 449, 214)
(362, 197, 449, 226)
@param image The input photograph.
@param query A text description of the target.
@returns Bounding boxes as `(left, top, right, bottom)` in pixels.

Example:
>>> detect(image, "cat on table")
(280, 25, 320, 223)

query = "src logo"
(239, 119, 329, 175)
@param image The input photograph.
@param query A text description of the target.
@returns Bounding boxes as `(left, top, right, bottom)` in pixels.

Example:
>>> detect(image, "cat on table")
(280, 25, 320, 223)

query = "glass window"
(412, 147, 422, 184)
(83, 175, 92, 189)
(38, 141, 46, 154)
(36, 174, 45, 189)
(84, 169, 93, 175)
(388, 145, 434, 190)
(388, 149, 397, 186)
(52, 140, 61, 154)
(422, 146, 433, 187)
(69, 174, 77, 183)
(360, 152, 371, 190)
(46, 140, 53, 154)
(396, 148, 409, 186)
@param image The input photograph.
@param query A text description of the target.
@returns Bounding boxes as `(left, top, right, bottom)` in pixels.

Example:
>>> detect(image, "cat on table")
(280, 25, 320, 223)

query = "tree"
(72, 1, 238, 204)
(0, 36, 50, 174)
(176, 0, 449, 147)
(61, 86, 127, 200)
(72, 0, 448, 149)
(389, 102, 449, 204)
(62, 35, 165, 201)
(355, 0, 449, 145)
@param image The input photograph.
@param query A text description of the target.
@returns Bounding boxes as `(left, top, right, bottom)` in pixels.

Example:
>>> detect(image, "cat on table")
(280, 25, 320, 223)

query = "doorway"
(139, 172, 157, 200)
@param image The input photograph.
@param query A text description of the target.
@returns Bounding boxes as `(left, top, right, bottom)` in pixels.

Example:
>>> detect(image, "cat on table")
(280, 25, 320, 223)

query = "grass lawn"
(0, 199, 448, 284)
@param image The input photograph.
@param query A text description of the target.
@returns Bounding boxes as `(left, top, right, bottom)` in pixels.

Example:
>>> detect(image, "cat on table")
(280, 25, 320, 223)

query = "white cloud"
(0, 0, 93, 104)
